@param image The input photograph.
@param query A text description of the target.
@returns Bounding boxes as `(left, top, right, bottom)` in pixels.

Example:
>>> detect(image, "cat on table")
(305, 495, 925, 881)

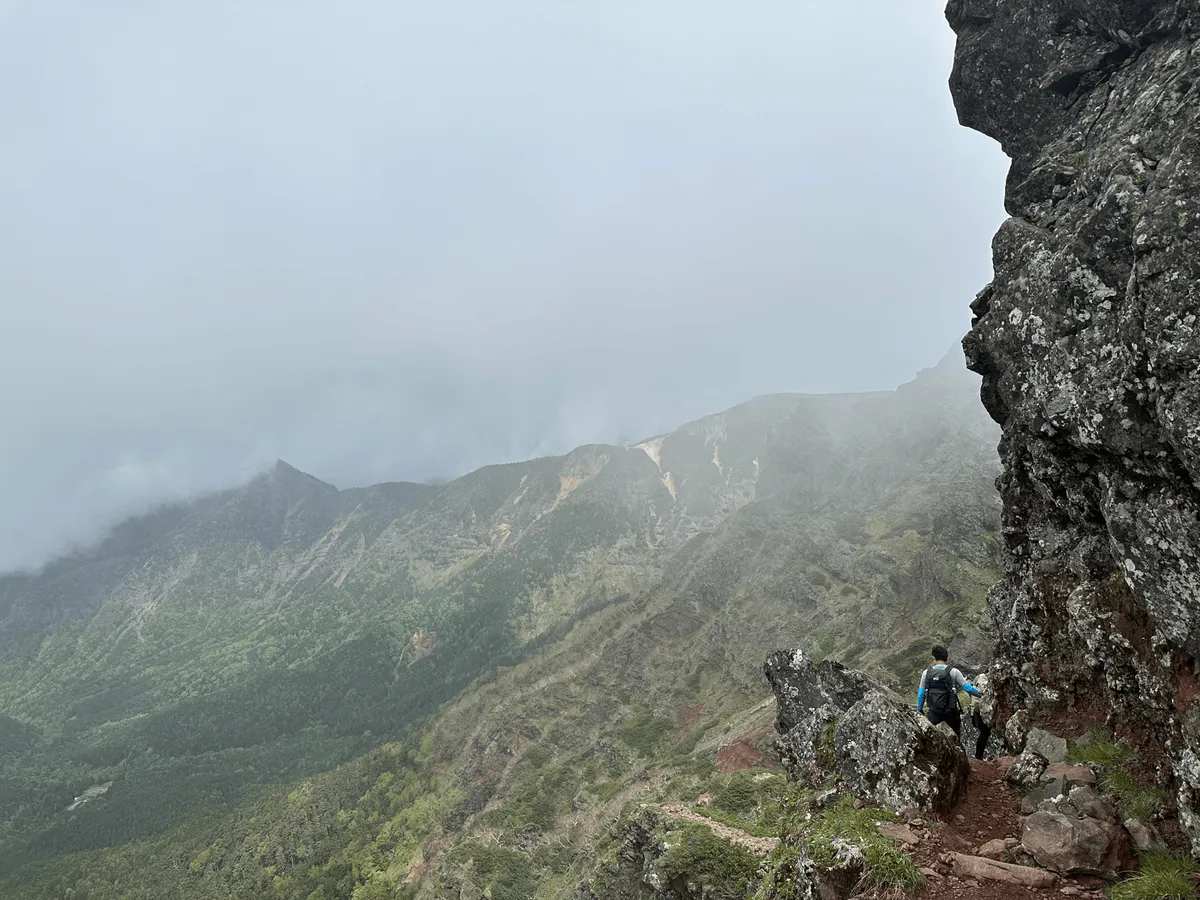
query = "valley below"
(0, 354, 1002, 899)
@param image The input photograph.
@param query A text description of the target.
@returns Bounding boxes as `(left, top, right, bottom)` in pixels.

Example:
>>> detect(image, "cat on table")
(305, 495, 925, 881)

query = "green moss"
(657, 824, 759, 899)
(1109, 852, 1197, 900)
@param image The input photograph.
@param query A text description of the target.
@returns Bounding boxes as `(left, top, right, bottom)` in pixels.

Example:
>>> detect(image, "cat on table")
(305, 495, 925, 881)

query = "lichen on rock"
(946, 0, 1200, 852)
(765, 650, 969, 815)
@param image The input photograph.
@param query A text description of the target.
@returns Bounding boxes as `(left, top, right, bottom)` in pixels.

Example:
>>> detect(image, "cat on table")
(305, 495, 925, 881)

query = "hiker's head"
(931, 645, 949, 663)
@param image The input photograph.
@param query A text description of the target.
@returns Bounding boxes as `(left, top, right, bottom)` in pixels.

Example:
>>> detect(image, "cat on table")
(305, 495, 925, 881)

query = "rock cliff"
(946, 0, 1200, 850)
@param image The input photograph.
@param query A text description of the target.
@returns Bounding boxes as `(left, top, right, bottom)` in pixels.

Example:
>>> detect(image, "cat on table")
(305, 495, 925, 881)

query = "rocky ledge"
(947, 0, 1200, 852)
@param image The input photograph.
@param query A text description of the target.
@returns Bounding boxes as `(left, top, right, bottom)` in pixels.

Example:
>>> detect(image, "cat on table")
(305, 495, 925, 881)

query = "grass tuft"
(1101, 770, 1168, 822)
(1068, 738, 1133, 767)
(1109, 852, 1197, 900)
(807, 799, 924, 894)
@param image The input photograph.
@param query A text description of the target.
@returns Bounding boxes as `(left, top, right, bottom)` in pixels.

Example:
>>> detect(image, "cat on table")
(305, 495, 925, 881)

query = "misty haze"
(1, 1, 1006, 571)
(7, 0, 1191, 899)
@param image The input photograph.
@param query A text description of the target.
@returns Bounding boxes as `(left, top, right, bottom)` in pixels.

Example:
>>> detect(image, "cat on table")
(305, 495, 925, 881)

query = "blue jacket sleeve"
(951, 668, 983, 698)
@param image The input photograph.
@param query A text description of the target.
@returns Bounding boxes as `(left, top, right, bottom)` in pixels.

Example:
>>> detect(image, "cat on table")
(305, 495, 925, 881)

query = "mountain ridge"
(0, 353, 1003, 899)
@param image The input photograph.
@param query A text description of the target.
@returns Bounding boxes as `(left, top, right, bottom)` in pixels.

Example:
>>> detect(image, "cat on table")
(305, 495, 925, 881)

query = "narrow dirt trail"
(899, 759, 1106, 900)
(660, 804, 779, 856)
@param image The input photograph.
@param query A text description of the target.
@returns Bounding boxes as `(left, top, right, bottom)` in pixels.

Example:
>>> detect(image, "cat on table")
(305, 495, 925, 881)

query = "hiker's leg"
(971, 711, 990, 759)
(948, 710, 962, 737)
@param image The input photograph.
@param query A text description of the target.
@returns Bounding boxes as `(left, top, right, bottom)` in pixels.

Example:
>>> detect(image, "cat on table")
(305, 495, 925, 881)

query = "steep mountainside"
(947, 0, 1200, 851)
(0, 354, 1000, 899)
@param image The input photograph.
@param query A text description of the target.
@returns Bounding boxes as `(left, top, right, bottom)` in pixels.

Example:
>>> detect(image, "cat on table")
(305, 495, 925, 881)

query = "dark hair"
(931, 645, 949, 661)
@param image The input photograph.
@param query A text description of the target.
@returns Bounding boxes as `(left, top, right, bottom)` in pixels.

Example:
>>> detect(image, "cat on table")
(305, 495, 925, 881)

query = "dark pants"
(927, 708, 962, 736)
(972, 709, 991, 760)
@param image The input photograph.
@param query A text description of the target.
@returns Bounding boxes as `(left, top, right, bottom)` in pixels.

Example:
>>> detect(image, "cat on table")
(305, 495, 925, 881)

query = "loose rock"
(1008, 747, 1050, 790)
(1027, 728, 1069, 765)
(947, 852, 1059, 888)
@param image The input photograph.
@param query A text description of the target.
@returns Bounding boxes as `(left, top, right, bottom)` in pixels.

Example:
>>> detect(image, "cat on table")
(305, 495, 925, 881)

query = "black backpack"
(925, 666, 958, 714)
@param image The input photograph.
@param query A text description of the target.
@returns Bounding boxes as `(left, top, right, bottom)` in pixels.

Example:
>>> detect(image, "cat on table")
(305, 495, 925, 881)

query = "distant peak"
(266, 460, 337, 493)
(933, 347, 970, 374)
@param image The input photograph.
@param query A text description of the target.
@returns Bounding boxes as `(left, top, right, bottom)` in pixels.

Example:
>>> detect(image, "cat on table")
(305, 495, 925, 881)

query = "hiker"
(969, 671, 992, 760)
(916, 645, 982, 737)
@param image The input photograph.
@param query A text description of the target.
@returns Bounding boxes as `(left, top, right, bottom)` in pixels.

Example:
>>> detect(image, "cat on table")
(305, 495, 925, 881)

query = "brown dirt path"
(895, 759, 1106, 900)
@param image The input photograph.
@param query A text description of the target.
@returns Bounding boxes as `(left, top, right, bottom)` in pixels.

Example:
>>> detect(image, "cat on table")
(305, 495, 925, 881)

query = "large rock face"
(946, 0, 1200, 850)
(765, 651, 970, 814)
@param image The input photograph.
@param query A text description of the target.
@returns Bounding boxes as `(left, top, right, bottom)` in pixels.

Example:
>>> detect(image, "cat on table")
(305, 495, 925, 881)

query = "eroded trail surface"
(659, 804, 779, 856)
(899, 759, 1105, 900)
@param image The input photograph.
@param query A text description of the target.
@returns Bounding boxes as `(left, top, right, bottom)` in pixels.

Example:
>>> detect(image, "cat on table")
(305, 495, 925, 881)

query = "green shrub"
(754, 846, 810, 900)
(713, 772, 758, 815)
(1109, 852, 1197, 900)
(658, 825, 759, 899)
(618, 709, 673, 756)
(443, 842, 528, 883)
(816, 721, 836, 771)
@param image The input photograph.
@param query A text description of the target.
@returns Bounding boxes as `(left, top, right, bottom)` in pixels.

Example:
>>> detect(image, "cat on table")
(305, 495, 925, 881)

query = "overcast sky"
(0, 0, 1008, 571)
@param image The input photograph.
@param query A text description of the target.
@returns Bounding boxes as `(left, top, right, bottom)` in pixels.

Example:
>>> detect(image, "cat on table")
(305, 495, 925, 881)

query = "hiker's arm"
(916, 669, 927, 711)
(954, 668, 983, 698)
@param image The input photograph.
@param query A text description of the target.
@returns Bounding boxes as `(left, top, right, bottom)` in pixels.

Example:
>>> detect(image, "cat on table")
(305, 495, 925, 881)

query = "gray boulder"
(1004, 709, 1031, 755)
(1065, 786, 1119, 825)
(835, 693, 970, 815)
(1044, 763, 1097, 788)
(764, 649, 884, 782)
(1021, 809, 1132, 876)
(766, 650, 970, 815)
(1007, 747, 1049, 790)
(1025, 727, 1068, 764)
(1123, 817, 1167, 853)
(1021, 776, 1066, 815)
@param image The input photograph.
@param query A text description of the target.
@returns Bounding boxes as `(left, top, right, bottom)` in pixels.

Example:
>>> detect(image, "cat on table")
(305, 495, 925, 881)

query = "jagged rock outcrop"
(947, 0, 1200, 850)
(835, 693, 970, 815)
(765, 651, 969, 814)
(764, 650, 880, 782)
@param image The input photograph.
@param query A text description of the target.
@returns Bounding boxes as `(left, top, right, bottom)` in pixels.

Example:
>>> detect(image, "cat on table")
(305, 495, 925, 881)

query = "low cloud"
(0, 0, 1008, 570)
